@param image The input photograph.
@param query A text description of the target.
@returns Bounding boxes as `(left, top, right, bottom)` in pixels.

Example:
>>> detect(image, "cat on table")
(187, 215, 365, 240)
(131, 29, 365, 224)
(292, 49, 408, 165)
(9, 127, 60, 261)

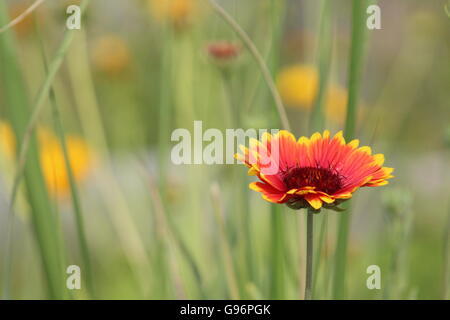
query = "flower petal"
(271, 130, 298, 171)
(305, 194, 323, 210)
(249, 182, 287, 203)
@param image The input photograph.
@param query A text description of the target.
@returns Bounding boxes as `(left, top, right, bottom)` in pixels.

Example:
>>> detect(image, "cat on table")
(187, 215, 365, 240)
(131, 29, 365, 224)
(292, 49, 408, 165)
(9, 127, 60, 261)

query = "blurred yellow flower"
(0, 122, 92, 197)
(276, 64, 348, 123)
(92, 35, 131, 76)
(9, 3, 36, 38)
(0, 121, 16, 158)
(39, 133, 92, 196)
(277, 65, 318, 107)
(325, 86, 348, 124)
(148, 0, 197, 29)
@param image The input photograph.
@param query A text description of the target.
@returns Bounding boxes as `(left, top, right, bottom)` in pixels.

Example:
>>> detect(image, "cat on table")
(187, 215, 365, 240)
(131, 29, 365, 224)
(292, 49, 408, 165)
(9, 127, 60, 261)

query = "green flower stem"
(209, 0, 291, 132)
(312, 213, 328, 298)
(270, 205, 285, 299)
(305, 208, 315, 300)
(334, 0, 369, 300)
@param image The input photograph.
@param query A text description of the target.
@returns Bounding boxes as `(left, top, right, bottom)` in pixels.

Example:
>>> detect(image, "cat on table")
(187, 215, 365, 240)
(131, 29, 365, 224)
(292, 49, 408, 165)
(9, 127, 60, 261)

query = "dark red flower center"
(282, 166, 343, 194)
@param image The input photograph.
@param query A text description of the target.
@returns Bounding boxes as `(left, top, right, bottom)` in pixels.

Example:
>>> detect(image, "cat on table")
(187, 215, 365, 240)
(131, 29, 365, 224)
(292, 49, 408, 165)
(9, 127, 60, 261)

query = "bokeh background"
(0, 0, 449, 299)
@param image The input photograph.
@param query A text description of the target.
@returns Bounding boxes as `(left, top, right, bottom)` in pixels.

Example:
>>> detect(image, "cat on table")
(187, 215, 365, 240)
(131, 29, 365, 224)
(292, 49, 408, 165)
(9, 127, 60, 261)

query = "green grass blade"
(211, 183, 240, 300)
(0, 1, 78, 299)
(333, 0, 369, 299)
(309, 0, 333, 133)
(10, 1, 89, 200)
(34, 23, 96, 297)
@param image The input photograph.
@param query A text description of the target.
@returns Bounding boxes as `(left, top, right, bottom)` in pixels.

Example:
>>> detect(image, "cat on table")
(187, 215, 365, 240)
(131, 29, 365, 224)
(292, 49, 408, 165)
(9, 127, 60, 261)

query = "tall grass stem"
(32, 19, 96, 298)
(209, 0, 291, 131)
(309, 0, 332, 133)
(333, 0, 368, 299)
(7, 0, 90, 218)
(211, 183, 241, 300)
(305, 209, 314, 300)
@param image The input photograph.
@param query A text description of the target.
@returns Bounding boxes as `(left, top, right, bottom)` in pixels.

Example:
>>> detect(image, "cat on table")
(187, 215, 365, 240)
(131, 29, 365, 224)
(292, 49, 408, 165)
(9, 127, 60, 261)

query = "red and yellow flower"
(235, 130, 394, 211)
